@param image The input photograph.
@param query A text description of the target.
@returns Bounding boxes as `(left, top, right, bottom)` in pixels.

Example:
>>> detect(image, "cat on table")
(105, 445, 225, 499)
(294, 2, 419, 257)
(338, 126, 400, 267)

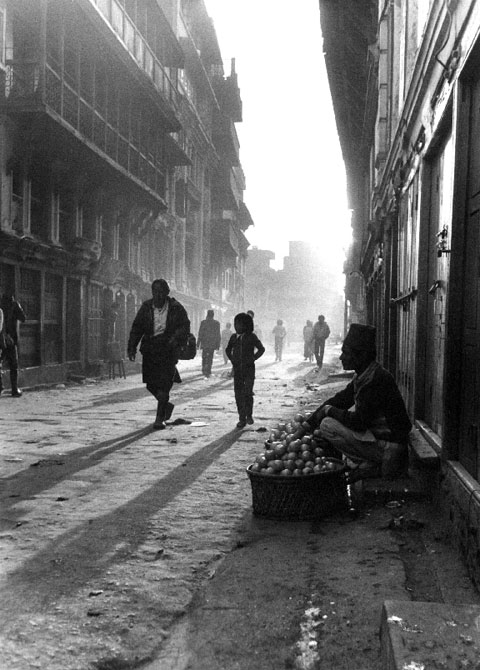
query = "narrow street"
(1, 343, 479, 670)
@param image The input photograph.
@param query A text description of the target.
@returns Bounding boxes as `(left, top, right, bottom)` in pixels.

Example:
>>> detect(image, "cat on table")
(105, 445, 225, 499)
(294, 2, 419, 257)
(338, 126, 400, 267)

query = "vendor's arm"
(327, 380, 385, 432)
(307, 382, 355, 428)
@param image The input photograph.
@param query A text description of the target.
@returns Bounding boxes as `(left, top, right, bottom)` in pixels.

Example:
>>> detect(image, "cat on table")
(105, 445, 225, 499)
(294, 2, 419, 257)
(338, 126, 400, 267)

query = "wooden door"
(423, 134, 453, 438)
(460, 76, 480, 478)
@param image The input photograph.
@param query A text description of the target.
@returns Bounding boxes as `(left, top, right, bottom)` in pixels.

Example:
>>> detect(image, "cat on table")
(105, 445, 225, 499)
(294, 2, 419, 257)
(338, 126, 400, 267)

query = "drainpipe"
(38, 0, 48, 102)
(387, 210, 398, 375)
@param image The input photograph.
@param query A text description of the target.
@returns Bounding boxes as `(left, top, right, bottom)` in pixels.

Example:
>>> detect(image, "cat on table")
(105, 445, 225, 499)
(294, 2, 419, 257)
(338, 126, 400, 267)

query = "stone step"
(358, 473, 432, 504)
(380, 599, 480, 670)
(350, 427, 441, 504)
(409, 427, 441, 469)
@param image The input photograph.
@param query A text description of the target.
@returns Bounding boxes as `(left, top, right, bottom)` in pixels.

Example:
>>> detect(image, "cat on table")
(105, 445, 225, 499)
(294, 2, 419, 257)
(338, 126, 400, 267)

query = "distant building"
(0, 0, 252, 387)
(244, 247, 277, 327)
(245, 242, 344, 342)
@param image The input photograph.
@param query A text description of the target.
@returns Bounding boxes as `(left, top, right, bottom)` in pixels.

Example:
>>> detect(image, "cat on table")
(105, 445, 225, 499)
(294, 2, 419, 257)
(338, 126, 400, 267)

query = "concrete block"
(409, 428, 440, 469)
(380, 600, 480, 670)
(360, 476, 431, 504)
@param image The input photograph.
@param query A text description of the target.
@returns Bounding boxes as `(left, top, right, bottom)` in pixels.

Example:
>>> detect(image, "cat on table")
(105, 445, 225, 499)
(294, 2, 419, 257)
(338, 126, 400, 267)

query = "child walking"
(226, 312, 265, 428)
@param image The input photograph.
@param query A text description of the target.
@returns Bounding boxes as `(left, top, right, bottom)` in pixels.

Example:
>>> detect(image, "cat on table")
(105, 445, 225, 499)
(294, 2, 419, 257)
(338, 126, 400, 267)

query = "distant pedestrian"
(313, 314, 331, 370)
(247, 309, 263, 340)
(254, 324, 263, 340)
(105, 301, 119, 341)
(127, 279, 190, 430)
(221, 322, 232, 365)
(226, 312, 265, 428)
(303, 320, 314, 361)
(272, 319, 287, 361)
(0, 292, 26, 397)
(197, 309, 221, 378)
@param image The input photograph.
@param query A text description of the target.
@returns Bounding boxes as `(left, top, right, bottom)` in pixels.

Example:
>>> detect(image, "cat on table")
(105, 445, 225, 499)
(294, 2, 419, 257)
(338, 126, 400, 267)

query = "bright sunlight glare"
(204, 0, 352, 278)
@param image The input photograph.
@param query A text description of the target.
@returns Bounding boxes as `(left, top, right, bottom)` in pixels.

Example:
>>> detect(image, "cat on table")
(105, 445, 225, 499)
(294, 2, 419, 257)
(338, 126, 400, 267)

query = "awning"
(238, 201, 254, 231)
(211, 220, 240, 257)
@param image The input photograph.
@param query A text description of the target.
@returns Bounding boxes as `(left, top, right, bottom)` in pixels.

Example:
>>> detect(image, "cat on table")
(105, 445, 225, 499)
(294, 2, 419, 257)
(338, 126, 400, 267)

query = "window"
(112, 1, 124, 36)
(82, 201, 96, 240)
(0, 9, 7, 67)
(11, 168, 23, 232)
(80, 49, 94, 104)
(63, 24, 79, 89)
(125, 0, 136, 21)
(18, 267, 41, 367)
(51, 192, 60, 242)
(66, 278, 81, 361)
(112, 222, 120, 260)
(59, 192, 75, 246)
(97, 0, 111, 21)
(94, 62, 107, 116)
(44, 273, 63, 364)
(88, 283, 104, 361)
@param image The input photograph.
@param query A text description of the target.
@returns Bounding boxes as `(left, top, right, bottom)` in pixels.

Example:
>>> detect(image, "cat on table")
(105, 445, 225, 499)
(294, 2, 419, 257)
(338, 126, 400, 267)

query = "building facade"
(0, 0, 251, 388)
(319, 0, 480, 586)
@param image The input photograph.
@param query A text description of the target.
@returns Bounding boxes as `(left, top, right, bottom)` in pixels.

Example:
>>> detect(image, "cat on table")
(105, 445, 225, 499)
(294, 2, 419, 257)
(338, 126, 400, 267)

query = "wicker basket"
(246, 459, 348, 520)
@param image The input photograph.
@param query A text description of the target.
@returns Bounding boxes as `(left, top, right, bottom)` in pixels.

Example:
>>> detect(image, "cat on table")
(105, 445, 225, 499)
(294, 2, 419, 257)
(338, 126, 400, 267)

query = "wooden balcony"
(212, 112, 240, 167)
(212, 163, 242, 211)
(2, 59, 172, 206)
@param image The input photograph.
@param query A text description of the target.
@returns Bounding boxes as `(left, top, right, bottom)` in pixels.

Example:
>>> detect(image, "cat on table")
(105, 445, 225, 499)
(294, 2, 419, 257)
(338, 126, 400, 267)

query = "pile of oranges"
(249, 412, 342, 476)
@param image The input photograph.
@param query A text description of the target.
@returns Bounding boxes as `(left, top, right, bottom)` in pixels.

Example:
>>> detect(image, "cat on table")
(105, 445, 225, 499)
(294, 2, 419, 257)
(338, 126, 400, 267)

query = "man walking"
(127, 279, 190, 430)
(197, 309, 221, 378)
(0, 292, 26, 397)
(313, 314, 330, 370)
(272, 319, 287, 362)
(303, 319, 314, 361)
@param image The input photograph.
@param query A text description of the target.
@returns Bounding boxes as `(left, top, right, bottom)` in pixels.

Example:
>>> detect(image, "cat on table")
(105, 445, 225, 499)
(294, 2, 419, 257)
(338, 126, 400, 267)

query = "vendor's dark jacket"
(225, 333, 265, 373)
(127, 297, 190, 357)
(197, 317, 221, 350)
(310, 361, 411, 443)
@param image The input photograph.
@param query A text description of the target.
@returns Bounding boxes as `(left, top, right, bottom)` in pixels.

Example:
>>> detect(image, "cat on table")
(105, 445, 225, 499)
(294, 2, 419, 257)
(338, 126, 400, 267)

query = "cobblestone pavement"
(1, 344, 479, 670)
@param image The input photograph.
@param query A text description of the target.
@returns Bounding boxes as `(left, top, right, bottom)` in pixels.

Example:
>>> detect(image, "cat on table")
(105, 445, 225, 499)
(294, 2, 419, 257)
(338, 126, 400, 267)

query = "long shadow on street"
(1, 426, 154, 511)
(1, 428, 243, 611)
(73, 372, 232, 410)
(2, 376, 238, 510)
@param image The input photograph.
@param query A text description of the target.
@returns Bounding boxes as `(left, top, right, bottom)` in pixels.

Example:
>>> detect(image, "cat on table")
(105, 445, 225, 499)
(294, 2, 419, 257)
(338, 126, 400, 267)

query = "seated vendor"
(306, 323, 411, 482)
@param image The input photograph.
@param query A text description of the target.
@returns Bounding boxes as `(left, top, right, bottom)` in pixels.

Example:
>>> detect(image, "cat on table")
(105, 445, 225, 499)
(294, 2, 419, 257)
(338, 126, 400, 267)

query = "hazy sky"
(204, 0, 351, 278)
